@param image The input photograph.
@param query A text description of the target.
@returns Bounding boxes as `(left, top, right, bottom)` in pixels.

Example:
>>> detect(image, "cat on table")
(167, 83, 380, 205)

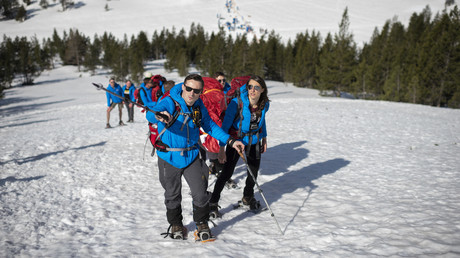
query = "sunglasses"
(218, 79, 226, 83)
(184, 85, 202, 94)
(247, 84, 262, 91)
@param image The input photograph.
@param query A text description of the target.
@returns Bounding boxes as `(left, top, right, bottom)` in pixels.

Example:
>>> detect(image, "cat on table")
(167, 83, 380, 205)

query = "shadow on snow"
(0, 141, 107, 166)
(212, 140, 350, 235)
(0, 175, 46, 187)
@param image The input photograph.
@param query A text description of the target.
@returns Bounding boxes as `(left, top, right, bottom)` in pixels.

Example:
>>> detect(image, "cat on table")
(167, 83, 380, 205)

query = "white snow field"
(1, 60, 459, 257)
(0, 0, 447, 45)
(1, 0, 459, 257)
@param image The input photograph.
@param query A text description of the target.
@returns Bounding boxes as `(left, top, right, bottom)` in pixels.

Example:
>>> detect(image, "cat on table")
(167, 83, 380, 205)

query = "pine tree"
(16, 36, 41, 85)
(15, 5, 26, 22)
(1, 0, 19, 19)
(404, 6, 432, 104)
(381, 20, 406, 102)
(129, 35, 144, 84)
(292, 30, 321, 88)
(187, 23, 206, 66)
(64, 29, 88, 71)
(420, 7, 460, 107)
(151, 29, 166, 60)
(83, 35, 101, 75)
(263, 31, 284, 81)
(39, 0, 48, 9)
(0, 36, 16, 94)
(228, 34, 250, 78)
(246, 36, 264, 76)
(317, 8, 357, 96)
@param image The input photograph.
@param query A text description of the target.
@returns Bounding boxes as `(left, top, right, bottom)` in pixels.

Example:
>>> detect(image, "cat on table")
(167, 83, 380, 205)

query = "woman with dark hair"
(210, 75, 270, 217)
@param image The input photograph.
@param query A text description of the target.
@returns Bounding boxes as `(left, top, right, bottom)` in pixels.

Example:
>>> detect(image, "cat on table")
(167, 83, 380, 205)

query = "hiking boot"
(105, 123, 112, 129)
(171, 224, 187, 240)
(194, 221, 215, 242)
(209, 202, 222, 219)
(119, 121, 126, 126)
(242, 196, 261, 211)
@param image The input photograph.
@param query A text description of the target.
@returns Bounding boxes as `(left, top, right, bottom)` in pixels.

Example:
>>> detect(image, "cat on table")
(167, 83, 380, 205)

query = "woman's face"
(247, 79, 264, 103)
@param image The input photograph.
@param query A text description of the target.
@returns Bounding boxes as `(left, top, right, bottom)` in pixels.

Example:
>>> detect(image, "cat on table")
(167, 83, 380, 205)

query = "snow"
(1, 0, 460, 257)
(1, 60, 460, 257)
(0, 0, 447, 45)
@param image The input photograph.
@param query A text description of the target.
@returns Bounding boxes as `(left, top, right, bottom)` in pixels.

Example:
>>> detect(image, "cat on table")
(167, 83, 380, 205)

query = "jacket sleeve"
(151, 96, 175, 115)
(260, 102, 269, 138)
(221, 99, 238, 133)
(130, 87, 136, 102)
(106, 88, 111, 107)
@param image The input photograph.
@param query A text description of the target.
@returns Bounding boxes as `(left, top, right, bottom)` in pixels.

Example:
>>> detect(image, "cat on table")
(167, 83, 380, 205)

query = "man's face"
(216, 75, 226, 87)
(110, 80, 115, 86)
(182, 79, 203, 106)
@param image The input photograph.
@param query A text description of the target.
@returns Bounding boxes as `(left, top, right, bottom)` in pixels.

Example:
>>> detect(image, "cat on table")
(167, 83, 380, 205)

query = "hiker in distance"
(151, 74, 245, 242)
(210, 75, 270, 217)
(105, 78, 125, 128)
(122, 79, 136, 123)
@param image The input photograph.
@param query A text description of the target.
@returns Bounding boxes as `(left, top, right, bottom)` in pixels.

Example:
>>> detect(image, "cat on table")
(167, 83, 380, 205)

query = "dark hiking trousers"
(158, 156, 211, 226)
(210, 143, 261, 204)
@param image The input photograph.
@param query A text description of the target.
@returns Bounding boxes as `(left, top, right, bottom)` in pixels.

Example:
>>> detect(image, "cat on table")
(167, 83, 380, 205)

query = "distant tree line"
(1, 0, 74, 22)
(1, 4, 459, 108)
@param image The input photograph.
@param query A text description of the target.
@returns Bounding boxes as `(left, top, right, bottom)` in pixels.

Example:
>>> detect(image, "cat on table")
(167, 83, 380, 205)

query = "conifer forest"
(1, 5, 459, 108)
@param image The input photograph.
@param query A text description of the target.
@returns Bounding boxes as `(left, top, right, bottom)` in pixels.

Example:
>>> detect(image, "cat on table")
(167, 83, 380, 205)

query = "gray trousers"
(158, 156, 211, 224)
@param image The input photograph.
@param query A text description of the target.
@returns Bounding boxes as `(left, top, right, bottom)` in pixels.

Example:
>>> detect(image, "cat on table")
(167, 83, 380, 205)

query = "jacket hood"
(169, 83, 193, 113)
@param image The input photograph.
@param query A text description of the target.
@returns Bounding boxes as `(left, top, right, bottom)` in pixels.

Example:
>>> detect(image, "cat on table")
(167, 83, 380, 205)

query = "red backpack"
(226, 75, 250, 102)
(134, 87, 146, 106)
(200, 76, 250, 153)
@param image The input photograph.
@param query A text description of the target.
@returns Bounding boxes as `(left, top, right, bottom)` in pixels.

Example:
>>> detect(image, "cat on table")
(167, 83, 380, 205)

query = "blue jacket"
(152, 83, 231, 168)
(122, 84, 136, 102)
(138, 83, 159, 123)
(106, 83, 123, 106)
(223, 82, 231, 94)
(220, 84, 269, 146)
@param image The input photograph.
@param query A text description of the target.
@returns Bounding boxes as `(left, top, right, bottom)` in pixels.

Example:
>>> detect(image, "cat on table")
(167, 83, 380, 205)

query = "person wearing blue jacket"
(122, 80, 136, 123)
(215, 71, 231, 94)
(210, 75, 270, 217)
(105, 78, 125, 128)
(151, 74, 244, 241)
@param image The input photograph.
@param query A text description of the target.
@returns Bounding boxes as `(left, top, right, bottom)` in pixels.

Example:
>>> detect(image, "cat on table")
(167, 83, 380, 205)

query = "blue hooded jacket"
(152, 83, 231, 168)
(138, 83, 159, 123)
(106, 83, 123, 106)
(220, 84, 269, 146)
(122, 84, 136, 102)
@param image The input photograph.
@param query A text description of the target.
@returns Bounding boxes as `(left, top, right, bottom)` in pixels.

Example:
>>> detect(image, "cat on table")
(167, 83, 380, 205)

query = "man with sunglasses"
(215, 71, 231, 94)
(105, 78, 125, 128)
(151, 74, 244, 242)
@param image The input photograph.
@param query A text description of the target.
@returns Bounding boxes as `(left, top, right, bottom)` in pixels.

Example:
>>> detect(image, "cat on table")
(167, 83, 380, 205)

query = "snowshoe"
(225, 179, 239, 189)
(194, 222, 215, 243)
(234, 196, 266, 213)
(209, 203, 222, 219)
(161, 224, 188, 240)
(119, 121, 126, 126)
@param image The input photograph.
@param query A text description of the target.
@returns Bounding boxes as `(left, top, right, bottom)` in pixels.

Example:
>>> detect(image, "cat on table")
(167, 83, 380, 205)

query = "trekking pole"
(237, 150, 284, 235)
(91, 82, 169, 121)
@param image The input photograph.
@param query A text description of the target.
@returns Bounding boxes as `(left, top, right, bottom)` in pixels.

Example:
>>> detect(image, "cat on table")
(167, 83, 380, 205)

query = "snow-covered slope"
(1, 0, 459, 256)
(1, 60, 459, 256)
(0, 0, 447, 45)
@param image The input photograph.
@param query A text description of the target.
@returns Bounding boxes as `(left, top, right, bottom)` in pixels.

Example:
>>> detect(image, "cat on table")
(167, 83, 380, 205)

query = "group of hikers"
(104, 72, 270, 242)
